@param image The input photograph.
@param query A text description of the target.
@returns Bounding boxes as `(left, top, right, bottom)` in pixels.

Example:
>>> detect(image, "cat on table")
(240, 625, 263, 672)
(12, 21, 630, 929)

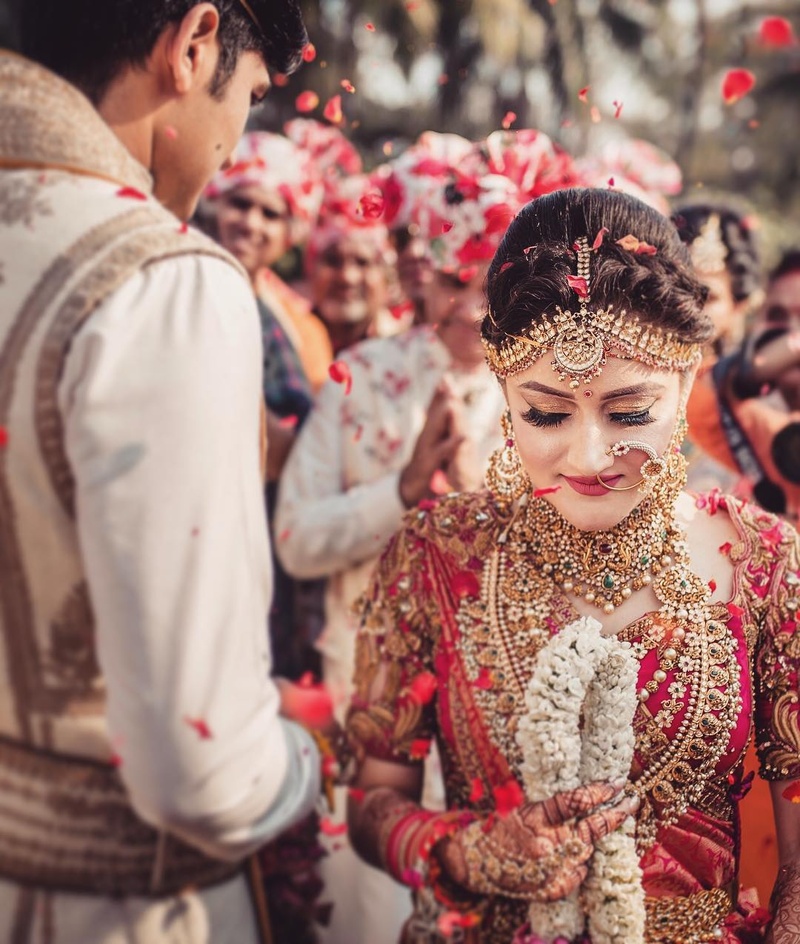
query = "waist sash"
(0, 734, 239, 897)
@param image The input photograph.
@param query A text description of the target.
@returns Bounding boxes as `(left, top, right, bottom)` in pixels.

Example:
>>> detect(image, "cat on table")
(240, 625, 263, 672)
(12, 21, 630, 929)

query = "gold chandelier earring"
(486, 411, 531, 503)
(596, 440, 667, 493)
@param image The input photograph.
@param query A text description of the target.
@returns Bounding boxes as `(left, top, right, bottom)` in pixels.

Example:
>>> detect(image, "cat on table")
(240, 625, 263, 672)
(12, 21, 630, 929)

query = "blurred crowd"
(195, 118, 800, 943)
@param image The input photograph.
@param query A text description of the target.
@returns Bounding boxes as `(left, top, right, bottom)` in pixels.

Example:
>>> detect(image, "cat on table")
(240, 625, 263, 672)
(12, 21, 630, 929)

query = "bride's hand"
(434, 780, 638, 901)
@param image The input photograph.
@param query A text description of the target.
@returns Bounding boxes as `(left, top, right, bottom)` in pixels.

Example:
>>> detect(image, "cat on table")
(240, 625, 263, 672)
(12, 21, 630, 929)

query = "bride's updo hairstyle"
(483, 188, 713, 355)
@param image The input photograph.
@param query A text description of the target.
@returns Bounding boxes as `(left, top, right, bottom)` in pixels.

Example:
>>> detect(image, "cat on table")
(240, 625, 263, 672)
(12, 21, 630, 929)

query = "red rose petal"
(408, 671, 438, 705)
(409, 738, 431, 760)
(722, 69, 756, 105)
(184, 716, 213, 739)
(708, 579, 717, 593)
(358, 191, 385, 219)
(592, 227, 609, 250)
(613, 100, 623, 119)
(365, 22, 376, 31)
(116, 186, 148, 201)
(323, 94, 344, 125)
(499, 261, 514, 273)
(501, 110, 517, 129)
(634, 240, 657, 256)
(782, 781, 800, 803)
(340, 79, 356, 94)
(302, 42, 317, 62)
(759, 17, 795, 48)
(329, 360, 353, 394)
(718, 541, 733, 555)
(566, 274, 589, 298)
(282, 677, 335, 728)
(320, 817, 348, 837)
(578, 86, 590, 103)
(493, 779, 524, 817)
(272, 73, 289, 88)
(295, 91, 320, 113)
(429, 469, 451, 495)
(452, 571, 480, 599)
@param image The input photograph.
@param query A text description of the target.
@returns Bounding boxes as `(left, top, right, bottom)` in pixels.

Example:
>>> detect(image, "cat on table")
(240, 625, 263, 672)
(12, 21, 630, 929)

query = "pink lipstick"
(563, 475, 623, 496)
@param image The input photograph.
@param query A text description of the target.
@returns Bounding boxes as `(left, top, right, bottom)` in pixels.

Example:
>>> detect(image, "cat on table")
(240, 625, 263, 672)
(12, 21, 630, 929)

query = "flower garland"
(514, 617, 645, 944)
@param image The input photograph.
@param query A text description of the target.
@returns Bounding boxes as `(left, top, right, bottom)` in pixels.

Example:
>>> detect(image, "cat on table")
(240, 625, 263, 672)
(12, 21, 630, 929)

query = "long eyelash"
(521, 407, 568, 428)
(611, 410, 655, 427)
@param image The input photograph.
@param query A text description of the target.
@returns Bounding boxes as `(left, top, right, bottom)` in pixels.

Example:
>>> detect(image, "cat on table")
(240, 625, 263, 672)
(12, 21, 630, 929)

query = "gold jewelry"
(485, 412, 531, 503)
(596, 440, 667, 492)
(483, 236, 702, 382)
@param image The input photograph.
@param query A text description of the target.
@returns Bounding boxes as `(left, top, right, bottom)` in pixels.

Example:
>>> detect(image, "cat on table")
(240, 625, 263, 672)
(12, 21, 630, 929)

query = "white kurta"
(0, 254, 320, 943)
(274, 326, 504, 944)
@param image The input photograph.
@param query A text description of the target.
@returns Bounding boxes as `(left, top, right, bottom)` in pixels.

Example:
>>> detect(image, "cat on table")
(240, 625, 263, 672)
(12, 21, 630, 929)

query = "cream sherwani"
(275, 326, 504, 944)
(0, 52, 318, 943)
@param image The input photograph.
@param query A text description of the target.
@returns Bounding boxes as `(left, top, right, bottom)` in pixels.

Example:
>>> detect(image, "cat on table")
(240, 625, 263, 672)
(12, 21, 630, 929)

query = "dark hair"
(21, 0, 307, 104)
(769, 249, 800, 284)
(484, 188, 713, 351)
(672, 202, 761, 303)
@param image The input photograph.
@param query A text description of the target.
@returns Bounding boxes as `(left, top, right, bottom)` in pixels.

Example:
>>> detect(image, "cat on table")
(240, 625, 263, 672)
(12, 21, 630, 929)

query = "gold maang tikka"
(483, 236, 701, 383)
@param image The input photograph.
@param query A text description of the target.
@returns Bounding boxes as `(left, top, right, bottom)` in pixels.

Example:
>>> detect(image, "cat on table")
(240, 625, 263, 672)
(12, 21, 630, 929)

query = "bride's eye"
(610, 409, 655, 427)
(521, 406, 570, 428)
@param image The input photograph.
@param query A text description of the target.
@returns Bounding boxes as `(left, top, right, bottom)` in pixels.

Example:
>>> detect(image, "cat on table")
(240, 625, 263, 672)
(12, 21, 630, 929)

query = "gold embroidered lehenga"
(347, 489, 800, 943)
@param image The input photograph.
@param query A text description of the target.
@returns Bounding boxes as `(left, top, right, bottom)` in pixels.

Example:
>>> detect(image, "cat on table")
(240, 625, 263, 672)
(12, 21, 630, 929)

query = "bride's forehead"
(510, 354, 677, 394)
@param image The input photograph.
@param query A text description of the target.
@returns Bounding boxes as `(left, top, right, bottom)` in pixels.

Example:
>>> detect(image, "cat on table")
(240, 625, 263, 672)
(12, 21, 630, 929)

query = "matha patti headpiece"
(483, 235, 702, 385)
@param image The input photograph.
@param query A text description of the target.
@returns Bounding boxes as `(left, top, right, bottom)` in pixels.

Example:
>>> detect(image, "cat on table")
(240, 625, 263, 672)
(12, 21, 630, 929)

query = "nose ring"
(596, 440, 667, 491)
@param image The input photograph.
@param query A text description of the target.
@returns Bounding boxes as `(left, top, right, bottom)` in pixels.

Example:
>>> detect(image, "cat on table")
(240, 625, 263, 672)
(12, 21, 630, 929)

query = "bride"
(343, 188, 800, 943)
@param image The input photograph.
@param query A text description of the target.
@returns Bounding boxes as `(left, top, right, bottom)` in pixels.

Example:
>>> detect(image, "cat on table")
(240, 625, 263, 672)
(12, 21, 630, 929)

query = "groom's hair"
(21, 0, 306, 104)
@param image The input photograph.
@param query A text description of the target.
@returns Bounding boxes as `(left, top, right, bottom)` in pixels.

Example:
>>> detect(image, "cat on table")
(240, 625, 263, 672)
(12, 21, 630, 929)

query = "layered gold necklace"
(516, 495, 712, 621)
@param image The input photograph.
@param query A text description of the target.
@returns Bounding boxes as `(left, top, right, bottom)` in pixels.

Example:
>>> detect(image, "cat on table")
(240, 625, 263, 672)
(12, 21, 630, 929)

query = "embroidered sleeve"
(346, 513, 440, 766)
(751, 512, 800, 780)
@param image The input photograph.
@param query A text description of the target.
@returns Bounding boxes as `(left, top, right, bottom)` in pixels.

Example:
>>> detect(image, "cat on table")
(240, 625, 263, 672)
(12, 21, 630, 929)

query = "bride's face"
(506, 353, 688, 532)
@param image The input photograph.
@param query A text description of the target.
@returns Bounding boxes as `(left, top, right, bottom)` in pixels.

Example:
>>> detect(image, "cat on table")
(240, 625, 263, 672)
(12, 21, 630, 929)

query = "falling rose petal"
(501, 110, 517, 130)
(592, 227, 609, 250)
(533, 485, 561, 497)
(566, 274, 589, 298)
(493, 779, 524, 817)
(616, 234, 642, 252)
(177, 223, 189, 235)
(634, 241, 657, 256)
(409, 738, 431, 760)
(468, 777, 484, 803)
(401, 868, 424, 889)
(475, 667, 493, 690)
(718, 541, 733, 556)
(184, 716, 213, 739)
(340, 79, 356, 93)
(302, 42, 317, 62)
(278, 414, 299, 429)
(353, 424, 364, 443)
(295, 90, 320, 113)
(607, 176, 615, 188)
(722, 69, 756, 105)
(452, 571, 481, 599)
(323, 94, 344, 125)
(116, 186, 148, 201)
(164, 125, 178, 140)
(782, 781, 800, 803)
(0, 426, 8, 448)
(365, 22, 376, 31)
(578, 86, 590, 103)
(408, 671, 438, 705)
(499, 261, 514, 273)
(320, 817, 348, 837)
(613, 100, 623, 119)
(358, 191, 385, 219)
(708, 579, 718, 593)
(329, 360, 353, 394)
(348, 787, 366, 803)
(760, 17, 795, 47)
(429, 469, 451, 495)
(272, 73, 289, 88)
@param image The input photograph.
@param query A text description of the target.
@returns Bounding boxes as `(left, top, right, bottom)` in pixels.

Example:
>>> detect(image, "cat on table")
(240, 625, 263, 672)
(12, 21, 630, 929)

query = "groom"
(0, 2, 319, 941)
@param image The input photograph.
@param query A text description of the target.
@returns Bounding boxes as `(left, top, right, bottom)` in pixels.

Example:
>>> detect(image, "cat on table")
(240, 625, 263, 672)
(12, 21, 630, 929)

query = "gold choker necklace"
(514, 495, 711, 621)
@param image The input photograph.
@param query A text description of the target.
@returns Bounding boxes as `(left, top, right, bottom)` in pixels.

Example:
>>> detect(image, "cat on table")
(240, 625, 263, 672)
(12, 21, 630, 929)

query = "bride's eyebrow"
(601, 383, 664, 402)
(518, 380, 575, 400)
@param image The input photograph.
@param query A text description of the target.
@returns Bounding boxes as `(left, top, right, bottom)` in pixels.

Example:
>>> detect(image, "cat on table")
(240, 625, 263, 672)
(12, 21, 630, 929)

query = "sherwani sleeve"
(59, 255, 319, 862)
(274, 364, 407, 580)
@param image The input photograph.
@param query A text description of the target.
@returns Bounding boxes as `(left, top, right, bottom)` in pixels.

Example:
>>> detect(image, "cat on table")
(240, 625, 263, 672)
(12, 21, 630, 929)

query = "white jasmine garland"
(515, 617, 645, 944)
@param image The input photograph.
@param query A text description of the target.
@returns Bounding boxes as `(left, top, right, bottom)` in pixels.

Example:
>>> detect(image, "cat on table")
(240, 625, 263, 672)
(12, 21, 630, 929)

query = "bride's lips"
(563, 475, 623, 496)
